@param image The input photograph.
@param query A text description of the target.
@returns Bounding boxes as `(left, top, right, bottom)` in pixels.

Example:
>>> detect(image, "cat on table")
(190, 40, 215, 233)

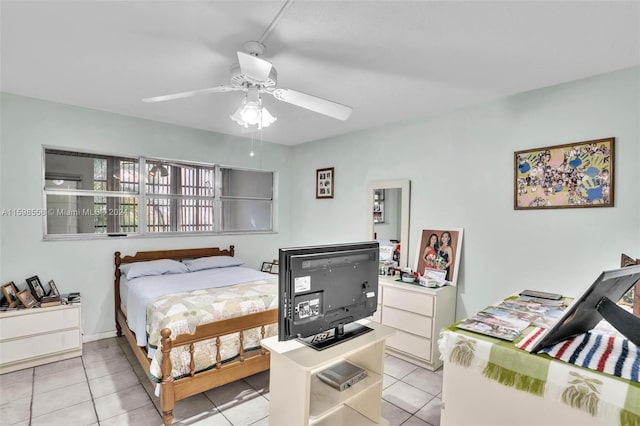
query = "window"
(43, 148, 274, 238)
(145, 160, 215, 233)
(44, 149, 140, 235)
(220, 167, 273, 232)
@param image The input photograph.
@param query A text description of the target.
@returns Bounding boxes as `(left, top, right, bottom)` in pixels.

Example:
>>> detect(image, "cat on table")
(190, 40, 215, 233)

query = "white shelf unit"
(262, 321, 394, 426)
(0, 303, 82, 374)
(377, 277, 456, 370)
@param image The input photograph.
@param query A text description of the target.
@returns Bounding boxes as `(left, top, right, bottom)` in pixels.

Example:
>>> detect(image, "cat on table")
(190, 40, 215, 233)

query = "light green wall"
(1, 66, 638, 338)
(289, 66, 640, 319)
(0, 93, 292, 339)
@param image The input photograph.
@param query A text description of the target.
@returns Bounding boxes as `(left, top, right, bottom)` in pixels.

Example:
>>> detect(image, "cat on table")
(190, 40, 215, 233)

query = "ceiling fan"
(143, 41, 352, 122)
(141, 1, 352, 127)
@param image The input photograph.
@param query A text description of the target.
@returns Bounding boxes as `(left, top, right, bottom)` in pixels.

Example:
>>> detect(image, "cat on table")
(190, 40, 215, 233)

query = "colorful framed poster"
(514, 137, 614, 209)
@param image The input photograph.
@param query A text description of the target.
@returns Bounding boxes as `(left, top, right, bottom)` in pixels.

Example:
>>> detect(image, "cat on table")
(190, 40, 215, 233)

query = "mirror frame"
(367, 179, 411, 268)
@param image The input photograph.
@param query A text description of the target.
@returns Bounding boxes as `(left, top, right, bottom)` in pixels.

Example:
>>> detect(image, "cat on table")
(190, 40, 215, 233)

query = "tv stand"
(299, 322, 373, 351)
(262, 321, 394, 425)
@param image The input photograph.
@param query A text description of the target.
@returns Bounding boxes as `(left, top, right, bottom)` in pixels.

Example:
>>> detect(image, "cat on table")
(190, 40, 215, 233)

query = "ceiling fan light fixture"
(230, 96, 277, 129)
(240, 101, 262, 124)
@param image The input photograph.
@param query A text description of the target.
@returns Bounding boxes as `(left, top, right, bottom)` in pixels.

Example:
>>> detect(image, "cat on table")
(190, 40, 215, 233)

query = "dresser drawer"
(0, 307, 80, 340)
(382, 306, 432, 338)
(0, 329, 81, 364)
(386, 330, 432, 362)
(383, 286, 434, 316)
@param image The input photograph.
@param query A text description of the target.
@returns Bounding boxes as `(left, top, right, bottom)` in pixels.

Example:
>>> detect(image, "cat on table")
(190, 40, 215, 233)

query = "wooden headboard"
(115, 245, 235, 268)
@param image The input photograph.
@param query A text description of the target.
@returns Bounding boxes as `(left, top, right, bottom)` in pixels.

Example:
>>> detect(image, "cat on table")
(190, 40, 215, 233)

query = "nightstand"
(0, 303, 82, 374)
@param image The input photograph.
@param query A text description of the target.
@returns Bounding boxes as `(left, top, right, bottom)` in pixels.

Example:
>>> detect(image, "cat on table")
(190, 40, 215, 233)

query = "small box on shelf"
(61, 292, 81, 304)
(40, 294, 62, 308)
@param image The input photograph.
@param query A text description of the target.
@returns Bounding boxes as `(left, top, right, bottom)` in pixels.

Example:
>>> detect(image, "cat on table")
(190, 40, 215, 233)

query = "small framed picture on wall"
(316, 167, 334, 199)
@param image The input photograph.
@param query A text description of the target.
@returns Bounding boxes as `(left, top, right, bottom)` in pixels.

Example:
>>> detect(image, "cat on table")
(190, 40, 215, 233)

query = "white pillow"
(184, 256, 244, 272)
(120, 259, 189, 280)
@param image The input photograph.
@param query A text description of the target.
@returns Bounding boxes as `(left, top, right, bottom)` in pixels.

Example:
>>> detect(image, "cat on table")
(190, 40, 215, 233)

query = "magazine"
(456, 295, 570, 341)
(456, 318, 522, 341)
(480, 305, 539, 324)
(497, 299, 567, 329)
(456, 304, 533, 341)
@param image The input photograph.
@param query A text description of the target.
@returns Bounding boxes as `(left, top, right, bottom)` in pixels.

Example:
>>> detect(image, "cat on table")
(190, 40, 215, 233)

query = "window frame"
(41, 147, 276, 240)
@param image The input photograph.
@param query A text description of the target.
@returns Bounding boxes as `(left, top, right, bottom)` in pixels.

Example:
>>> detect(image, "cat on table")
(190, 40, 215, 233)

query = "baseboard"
(83, 330, 118, 342)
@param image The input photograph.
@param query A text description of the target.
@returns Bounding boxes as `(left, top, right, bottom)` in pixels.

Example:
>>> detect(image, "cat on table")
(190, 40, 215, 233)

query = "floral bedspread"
(147, 278, 278, 382)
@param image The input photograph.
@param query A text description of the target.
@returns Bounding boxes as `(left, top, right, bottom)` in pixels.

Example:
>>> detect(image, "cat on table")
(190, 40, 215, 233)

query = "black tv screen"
(278, 241, 379, 350)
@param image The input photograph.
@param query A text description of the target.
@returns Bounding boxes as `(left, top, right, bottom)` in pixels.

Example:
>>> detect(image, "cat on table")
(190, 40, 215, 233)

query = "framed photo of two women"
(514, 137, 614, 210)
(415, 228, 463, 286)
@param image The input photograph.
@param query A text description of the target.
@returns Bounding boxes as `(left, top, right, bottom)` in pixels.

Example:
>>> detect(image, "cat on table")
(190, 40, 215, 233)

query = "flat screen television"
(278, 241, 379, 350)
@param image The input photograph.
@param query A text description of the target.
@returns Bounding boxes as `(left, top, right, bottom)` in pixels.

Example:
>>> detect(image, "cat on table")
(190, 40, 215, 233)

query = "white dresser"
(0, 304, 82, 374)
(374, 276, 456, 370)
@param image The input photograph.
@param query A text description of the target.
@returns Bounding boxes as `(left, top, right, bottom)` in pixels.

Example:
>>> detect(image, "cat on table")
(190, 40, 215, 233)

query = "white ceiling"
(2, 1, 639, 145)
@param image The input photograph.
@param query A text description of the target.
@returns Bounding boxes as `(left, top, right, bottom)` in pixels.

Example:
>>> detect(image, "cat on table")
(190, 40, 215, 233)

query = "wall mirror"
(367, 179, 410, 268)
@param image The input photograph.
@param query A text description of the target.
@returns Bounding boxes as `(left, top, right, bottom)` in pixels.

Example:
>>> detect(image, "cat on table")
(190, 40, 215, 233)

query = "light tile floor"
(0, 337, 443, 425)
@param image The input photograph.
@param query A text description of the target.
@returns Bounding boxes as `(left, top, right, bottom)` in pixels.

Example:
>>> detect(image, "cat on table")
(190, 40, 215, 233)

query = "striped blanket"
(440, 327, 640, 425)
(518, 327, 640, 382)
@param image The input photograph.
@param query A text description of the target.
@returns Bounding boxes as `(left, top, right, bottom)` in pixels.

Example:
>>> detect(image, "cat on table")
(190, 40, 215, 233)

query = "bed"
(114, 246, 278, 426)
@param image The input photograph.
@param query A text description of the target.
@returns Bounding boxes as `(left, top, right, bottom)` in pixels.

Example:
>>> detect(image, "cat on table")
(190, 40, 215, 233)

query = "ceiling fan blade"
(142, 85, 237, 103)
(237, 52, 273, 82)
(272, 88, 352, 120)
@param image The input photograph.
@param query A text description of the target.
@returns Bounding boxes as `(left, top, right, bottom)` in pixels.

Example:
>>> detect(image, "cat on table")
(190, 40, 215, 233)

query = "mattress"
(122, 266, 276, 347)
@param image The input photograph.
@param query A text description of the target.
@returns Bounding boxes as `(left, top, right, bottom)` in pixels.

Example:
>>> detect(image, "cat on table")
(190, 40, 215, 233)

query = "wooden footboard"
(116, 305, 276, 425)
(113, 246, 278, 425)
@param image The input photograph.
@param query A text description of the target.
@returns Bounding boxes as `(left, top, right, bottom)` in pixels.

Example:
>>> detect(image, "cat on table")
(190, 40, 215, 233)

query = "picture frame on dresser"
(26, 275, 46, 301)
(48, 280, 60, 297)
(16, 289, 37, 308)
(415, 227, 464, 286)
(1, 282, 20, 308)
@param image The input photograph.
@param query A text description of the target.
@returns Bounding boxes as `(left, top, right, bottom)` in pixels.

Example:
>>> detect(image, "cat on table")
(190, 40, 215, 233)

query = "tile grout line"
(28, 367, 34, 426)
(80, 355, 100, 425)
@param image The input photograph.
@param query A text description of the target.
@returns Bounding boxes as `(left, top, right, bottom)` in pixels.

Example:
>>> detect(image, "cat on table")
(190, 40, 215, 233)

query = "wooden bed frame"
(114, 246, 278, 426)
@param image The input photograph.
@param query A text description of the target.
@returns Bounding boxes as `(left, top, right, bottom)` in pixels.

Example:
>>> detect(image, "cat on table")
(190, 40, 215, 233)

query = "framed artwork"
(48, 280, 60, 297)
(514, 137, 614, 210)
(414, 228, 464, 286)
(316, 167, 334, 199)
(1, 281, 20, 308)
(17, 289, 37, 308)
(26, 275, 46, 302)
(373, 200, 384, 223)
(261, 261, 279, 274)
